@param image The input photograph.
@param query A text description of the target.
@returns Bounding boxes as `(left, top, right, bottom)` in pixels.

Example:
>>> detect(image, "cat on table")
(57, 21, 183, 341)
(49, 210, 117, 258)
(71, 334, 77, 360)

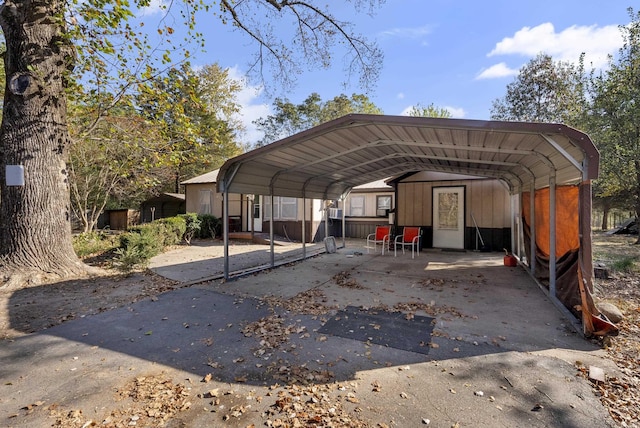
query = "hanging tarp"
(522, 182, 617, 336)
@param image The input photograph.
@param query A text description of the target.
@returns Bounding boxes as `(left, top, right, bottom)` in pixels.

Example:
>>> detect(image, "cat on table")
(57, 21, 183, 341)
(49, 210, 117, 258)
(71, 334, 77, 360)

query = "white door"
(432, 187, 465, 249)
(252, 196, 262, 232)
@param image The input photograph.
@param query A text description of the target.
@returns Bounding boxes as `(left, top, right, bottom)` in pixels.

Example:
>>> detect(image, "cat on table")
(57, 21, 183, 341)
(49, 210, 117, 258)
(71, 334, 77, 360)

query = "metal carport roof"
(217, 114, 599, 199)
(215, 114, 602, 332)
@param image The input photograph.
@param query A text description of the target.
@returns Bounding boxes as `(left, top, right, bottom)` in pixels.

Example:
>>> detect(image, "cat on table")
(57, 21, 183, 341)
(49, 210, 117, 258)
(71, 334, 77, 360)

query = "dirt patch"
(588, 232, 640, 425)
(0, 269, 181, 341)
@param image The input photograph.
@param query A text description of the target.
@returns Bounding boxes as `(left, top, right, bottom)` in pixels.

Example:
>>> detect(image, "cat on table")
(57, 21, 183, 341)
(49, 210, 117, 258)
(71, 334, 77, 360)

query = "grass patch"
(611, 256, 637, 273)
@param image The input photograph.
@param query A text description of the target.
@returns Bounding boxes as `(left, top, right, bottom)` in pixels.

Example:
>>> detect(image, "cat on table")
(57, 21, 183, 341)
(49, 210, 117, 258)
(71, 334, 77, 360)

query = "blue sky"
(141, 1, 632, 145)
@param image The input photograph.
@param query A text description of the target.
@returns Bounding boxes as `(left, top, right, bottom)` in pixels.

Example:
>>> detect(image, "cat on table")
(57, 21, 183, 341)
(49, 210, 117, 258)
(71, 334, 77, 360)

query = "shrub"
(157, 216, 187, 246)
(115, 222, 172, 272)
(73, 230, 118, 258)
(198, 214, 220, 239)
(113, 245, 149, 273)
(179, 213, 201, 244)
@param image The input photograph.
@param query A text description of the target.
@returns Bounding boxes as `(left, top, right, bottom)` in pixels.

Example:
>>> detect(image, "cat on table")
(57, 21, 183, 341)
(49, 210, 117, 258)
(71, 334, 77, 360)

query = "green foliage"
(490, 53, 586, 124)
(197, 214, 221, 239)
(68, 94, 168, 232)
(114, 217, 186, 272)
(72, 231, 118, 258)
(611, 256, 637, 273)
(157, 216, 188, 245)
(587, 8, 640, 224)
(179, 213, 202, 244)
(135, 63, 243, 191)
(406, 103, 452, 118)
(254, 92, 383, 146)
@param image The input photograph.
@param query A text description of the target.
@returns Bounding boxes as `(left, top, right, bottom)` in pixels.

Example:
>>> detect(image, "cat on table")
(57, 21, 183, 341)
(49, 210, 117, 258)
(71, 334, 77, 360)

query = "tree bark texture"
(0, 0, 86, 281)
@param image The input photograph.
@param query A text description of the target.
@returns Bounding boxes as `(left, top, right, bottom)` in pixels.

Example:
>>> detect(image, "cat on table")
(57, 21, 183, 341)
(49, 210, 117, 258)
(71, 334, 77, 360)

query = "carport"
(217, 114, 602, 334)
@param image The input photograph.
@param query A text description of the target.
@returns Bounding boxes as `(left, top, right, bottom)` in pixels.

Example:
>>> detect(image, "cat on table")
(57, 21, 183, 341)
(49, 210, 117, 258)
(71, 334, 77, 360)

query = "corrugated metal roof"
(353, 178, 393, 191)
(217, 115, 598, 200)
(181, 169, 220, 185)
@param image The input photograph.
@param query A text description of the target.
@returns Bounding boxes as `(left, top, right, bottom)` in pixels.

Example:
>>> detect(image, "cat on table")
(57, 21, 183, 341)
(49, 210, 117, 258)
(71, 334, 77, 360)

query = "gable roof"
(181, 169, 220, 185)
(217, 114, 598, 200)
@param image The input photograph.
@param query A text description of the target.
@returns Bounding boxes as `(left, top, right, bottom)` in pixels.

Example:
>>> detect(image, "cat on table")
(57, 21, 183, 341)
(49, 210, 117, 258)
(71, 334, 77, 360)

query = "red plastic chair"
(366, 225, 391, 255)
(394, 227, 421, 258)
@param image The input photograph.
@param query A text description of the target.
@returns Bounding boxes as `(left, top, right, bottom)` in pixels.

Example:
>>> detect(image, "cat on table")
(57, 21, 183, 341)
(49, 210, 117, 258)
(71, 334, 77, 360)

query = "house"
(181, 169, 244, 232)
(140, 193, 186, 223)
(339, 179, 395, 238)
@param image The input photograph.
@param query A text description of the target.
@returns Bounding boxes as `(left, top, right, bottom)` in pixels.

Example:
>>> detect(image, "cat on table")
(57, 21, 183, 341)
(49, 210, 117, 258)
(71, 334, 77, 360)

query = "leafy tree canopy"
(490, 53, 586, 124)
(406, 103, 452, 118)
(587, 7, 640, 235)
(254, 92, 382, 147)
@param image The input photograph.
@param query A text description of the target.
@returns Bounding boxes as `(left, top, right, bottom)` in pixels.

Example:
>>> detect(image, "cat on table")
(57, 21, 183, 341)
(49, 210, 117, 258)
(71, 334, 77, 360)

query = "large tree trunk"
(0, 0, 91, 287)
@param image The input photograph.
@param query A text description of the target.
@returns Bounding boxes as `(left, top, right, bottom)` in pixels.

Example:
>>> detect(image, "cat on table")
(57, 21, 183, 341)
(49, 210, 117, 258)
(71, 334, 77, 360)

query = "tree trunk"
(601, 206, 609, 231)
(0, 0, 90, 287)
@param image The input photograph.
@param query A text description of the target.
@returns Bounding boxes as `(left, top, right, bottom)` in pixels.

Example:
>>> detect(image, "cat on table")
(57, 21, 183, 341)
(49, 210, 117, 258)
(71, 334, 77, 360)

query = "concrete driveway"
(0, 241, 618, 427)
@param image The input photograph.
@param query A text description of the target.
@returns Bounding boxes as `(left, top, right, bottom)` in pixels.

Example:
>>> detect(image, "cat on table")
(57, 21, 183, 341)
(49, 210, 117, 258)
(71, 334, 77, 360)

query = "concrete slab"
(0, 241, 618, 427)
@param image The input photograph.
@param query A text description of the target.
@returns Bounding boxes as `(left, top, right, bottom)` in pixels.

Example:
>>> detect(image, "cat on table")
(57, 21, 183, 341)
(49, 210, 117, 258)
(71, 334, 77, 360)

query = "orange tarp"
(522, 186, 579, 258)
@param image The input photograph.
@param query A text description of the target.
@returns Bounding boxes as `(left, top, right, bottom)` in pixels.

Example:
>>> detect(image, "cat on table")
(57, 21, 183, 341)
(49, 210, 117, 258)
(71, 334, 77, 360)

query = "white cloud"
(476, 62, 519, 80)
(488, 22, 622, 69)
(445, 106, 465, 118)
(138, 0, 170, 16)
(228, 67, 271, 148)
(378, 25, 433, 40)
(397, 92, 405, 100)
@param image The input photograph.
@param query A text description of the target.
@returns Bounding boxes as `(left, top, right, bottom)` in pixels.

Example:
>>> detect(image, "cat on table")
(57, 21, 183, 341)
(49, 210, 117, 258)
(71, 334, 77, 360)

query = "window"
(199, 190, 213, 215)
(376, 195, 392, 216)
(280, 197, 297, 220)
(350, 195, 365, 216)
(263, 196, 298, 220)
(437, 192, 459, 230)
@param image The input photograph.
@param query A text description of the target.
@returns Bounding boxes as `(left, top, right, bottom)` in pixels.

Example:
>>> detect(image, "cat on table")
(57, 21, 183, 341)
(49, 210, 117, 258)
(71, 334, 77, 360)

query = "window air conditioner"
(328, 208, 342, 219)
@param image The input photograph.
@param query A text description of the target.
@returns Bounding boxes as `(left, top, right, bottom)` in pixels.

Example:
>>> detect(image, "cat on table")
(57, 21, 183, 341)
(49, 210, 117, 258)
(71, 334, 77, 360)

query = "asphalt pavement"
(0, 240, 619, 427)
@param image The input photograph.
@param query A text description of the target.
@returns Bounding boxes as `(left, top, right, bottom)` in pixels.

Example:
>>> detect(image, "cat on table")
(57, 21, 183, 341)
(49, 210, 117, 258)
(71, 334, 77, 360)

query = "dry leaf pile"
(263, 288, 336, 316)
(332, 271, 366, 289)
(242, 314, 306, 357)
(267, 362, 336, 385)
(263, 383, 370, 427)
(581, 273, 640, 426)
(416, 278, 456, 288)
(49, 374, 191, 427)
(372, 301, 467, 319)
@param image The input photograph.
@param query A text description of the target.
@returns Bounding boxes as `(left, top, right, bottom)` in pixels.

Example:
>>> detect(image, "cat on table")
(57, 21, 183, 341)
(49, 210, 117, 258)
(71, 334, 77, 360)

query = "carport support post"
(530, 183, 536, 276)
(223, 190, 229, 280)
(270, 193, 275, 268)
(324, 200, 329, 240)
(302, 196, 306, 259)
(341, 199, 346, 248)
(549, 176, 557, 299)
(510, 194, 516, 256)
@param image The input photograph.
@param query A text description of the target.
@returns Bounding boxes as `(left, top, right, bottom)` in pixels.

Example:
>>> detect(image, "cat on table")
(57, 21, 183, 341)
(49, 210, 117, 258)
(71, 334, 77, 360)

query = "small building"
(102, 209, 139, 230)
(181, 169, 243, 232)
(140, 193, 186, 223)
